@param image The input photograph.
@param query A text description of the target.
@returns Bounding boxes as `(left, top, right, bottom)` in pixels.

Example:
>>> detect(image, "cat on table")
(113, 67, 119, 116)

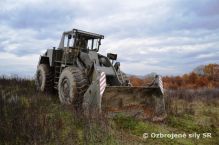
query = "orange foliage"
(163, 72, 217, 89)
(203, 64, 219, 81)
(163, 72, 214, 89)
(196, 76, 209, 87)
(129, 76, 144, 86)
(129, 64, 219, 89)
(188, 72, 198, 84)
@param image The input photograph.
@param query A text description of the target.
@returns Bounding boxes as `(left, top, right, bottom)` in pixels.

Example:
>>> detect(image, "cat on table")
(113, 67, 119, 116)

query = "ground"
(0, 77, 218, 145)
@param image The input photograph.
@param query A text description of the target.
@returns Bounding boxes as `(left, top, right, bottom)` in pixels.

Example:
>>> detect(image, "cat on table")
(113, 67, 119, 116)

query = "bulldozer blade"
(101, 86, 166, 121)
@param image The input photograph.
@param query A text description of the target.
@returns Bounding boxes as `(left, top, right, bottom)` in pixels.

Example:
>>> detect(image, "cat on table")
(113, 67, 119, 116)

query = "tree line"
(129, 64, 219, 89)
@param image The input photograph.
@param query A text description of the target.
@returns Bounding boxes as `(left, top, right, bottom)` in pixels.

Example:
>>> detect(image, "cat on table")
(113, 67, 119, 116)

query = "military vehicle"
(35, 29, 166, 120)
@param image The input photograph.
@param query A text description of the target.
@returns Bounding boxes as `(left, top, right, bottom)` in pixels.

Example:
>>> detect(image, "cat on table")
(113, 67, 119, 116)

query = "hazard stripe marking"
(158, 76, 164, 94)
(100, 72, 106, 96)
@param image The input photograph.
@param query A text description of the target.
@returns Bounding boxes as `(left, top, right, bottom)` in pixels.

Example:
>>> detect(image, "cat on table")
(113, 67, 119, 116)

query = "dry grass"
(0, 76, 117, 145)
(0, 76, 219, 145)
(165, 88, 219, 116)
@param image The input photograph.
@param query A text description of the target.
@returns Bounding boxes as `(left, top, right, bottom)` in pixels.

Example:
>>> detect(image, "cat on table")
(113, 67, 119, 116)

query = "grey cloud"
(0, 6, 74, 29)
(0, 0, 219, 76)
(171, 0, 219, 30)
(177, 0, 219, 17)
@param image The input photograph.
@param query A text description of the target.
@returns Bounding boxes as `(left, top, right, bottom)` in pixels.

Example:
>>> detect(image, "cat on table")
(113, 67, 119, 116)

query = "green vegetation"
(0, 76, 219, 145)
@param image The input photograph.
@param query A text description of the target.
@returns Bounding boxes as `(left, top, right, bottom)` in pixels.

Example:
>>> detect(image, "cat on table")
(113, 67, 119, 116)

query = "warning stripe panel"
(100, 80, 106, 87)
(100, 72, 106, 96)
(100, 83, 106, 91)
(158, 76, 164, 94)
(100, 75, 105, 82)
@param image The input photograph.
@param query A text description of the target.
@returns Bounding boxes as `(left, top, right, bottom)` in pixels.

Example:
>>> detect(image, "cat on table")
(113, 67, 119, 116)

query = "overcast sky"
(0, 0, 219, 77)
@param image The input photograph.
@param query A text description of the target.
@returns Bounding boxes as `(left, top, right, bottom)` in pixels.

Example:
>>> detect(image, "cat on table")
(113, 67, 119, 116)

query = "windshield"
(87, 39, 100, 51)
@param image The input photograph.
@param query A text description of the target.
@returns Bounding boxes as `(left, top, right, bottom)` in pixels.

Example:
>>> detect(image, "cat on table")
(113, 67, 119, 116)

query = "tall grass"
(0, 76, 219, 145)
(0, 76, 118, 145)
(165, 88, 219, 115)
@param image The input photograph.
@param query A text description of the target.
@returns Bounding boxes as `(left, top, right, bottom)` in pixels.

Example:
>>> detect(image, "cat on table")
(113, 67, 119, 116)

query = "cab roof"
(63, 29, 104, 39)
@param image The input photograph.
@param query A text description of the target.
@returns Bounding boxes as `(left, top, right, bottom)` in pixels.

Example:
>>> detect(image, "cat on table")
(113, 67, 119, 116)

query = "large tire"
(35, 64, 53, 92)
(58, 67, 89, 109)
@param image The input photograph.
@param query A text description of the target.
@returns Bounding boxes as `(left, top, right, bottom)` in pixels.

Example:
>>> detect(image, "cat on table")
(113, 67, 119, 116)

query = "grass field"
(0, 76, 218, 145)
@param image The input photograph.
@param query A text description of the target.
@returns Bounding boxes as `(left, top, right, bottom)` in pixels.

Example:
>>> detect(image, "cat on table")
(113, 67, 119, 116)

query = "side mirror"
(114, 62, 120, 71)
(107, 53, 117, 60)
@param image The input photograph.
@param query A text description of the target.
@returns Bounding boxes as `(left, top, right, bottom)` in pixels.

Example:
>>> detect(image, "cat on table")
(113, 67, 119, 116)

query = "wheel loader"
(35, 29, 166, 120)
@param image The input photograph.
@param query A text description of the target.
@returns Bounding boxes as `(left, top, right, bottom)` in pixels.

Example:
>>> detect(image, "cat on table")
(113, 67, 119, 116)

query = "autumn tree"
(188, 72, 198, 84)
(204, 64, 218, 80)
(196, 76, 209, 87)
(128, 64, 218, 89)
(175, 76, 183, 87)
(129, 76, 144, 86)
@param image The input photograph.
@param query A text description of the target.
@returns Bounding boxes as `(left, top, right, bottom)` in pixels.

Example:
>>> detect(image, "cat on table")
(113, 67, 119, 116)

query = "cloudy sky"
(0, 0, 219, 77)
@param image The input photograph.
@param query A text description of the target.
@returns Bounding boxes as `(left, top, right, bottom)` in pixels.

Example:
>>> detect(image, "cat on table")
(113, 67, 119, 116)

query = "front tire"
(35, 64, 53, 92)
(58, 67, 89, 109)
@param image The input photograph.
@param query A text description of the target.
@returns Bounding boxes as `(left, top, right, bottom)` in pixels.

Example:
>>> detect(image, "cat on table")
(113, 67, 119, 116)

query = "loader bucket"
(101, 86, 166, 121)
(83, 71, 166, 121)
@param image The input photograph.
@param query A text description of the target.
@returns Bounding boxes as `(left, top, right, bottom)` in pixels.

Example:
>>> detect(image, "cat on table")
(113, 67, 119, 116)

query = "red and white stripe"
(99, 72, 106, 97)
(158, 76, 164, 94)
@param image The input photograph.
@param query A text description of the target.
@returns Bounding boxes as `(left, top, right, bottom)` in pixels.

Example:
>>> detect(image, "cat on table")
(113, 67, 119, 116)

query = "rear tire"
(58, 67, 89, 109)
(35, 64, 53, 92)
